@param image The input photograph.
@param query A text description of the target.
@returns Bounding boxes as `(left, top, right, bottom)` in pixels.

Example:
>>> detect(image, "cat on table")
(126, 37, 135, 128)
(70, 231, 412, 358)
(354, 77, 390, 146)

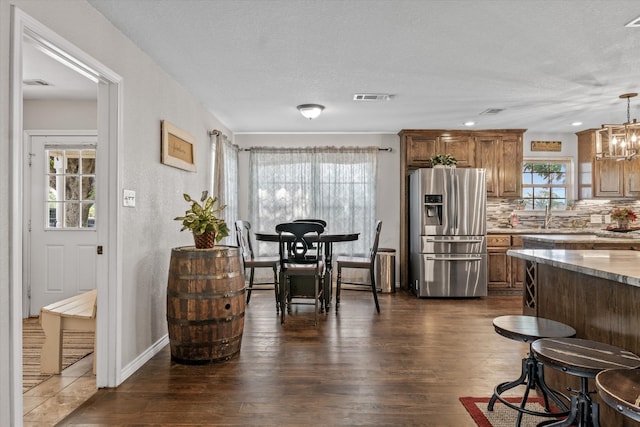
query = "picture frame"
(161, 120, 196, 172)
(531, 140, 562, 152)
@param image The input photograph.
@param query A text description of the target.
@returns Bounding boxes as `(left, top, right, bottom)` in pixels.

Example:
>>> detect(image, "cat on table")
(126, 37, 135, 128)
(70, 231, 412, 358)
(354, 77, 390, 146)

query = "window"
(521, 159, 572, 210)
(249, 147, 377, 257)
(46, 146, 96, 228)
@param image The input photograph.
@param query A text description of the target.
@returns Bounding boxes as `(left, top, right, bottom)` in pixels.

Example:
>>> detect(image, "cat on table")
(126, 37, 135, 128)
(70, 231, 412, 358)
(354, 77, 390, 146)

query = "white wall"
(234, 133, 401, 254)
(1, 2, 232, 421)
(523, 131, 578, 200)
(23, 99, 97, 129)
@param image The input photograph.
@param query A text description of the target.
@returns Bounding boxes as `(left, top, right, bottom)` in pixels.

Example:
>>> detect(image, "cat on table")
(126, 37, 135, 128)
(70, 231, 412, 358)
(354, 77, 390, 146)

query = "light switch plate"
(123, 189, 136, 207)
(604, 214, 611, 223)
(590, 214, 602, 224)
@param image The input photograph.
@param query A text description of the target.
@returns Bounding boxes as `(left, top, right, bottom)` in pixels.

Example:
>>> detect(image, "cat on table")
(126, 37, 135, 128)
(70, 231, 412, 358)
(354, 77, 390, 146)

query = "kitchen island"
(520, 233, 640, 250)
(507, 248, 640, 427)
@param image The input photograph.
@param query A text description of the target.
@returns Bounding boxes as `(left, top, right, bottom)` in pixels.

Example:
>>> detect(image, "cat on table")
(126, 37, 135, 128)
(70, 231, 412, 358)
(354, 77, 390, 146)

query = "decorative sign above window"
(531, 140, 562, 152)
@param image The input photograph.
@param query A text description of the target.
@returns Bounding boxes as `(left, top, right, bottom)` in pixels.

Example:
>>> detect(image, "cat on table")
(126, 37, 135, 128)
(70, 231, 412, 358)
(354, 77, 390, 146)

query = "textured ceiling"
(38, 0, 640, 133)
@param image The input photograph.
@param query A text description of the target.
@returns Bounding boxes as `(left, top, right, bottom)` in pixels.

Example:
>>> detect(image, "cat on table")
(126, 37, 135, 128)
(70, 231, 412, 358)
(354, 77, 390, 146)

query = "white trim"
(10, 8, 123, 423)
(119, 335, 169, 383)
(522, 156, 575, 208)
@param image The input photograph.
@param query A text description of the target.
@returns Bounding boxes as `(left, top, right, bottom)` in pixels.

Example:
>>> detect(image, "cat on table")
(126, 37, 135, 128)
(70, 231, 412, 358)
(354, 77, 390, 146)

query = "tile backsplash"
(487, 199, 640, 230)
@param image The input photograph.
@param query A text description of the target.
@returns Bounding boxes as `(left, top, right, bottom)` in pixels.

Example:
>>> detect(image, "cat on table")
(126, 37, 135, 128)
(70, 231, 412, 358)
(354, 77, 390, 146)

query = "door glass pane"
(83, 177, 95, 200)
(65, 176, 80, 200)
(66, 150, 80, 173)
(81, 150, 96, 174)
(45, 146, 96, 229)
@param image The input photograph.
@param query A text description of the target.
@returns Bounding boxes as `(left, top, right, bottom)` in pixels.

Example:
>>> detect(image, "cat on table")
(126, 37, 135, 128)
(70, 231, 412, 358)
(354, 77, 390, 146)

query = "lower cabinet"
(487, 234, 523, 293)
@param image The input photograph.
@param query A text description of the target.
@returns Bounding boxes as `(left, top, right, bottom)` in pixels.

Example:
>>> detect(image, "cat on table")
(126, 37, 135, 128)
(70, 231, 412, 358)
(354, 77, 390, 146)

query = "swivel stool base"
(488, 316, 575, 426)
(532, 338, 640, 427)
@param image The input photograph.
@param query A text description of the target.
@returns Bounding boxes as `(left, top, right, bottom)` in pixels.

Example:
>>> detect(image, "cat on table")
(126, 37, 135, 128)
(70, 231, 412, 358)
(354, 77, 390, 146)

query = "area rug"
(460, 396, 564, 427)
(22, 317, 95, 393)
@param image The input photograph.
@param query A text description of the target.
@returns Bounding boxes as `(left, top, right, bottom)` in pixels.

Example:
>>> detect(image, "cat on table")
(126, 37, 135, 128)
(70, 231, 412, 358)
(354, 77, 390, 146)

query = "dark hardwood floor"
(58, 289, 526, 426)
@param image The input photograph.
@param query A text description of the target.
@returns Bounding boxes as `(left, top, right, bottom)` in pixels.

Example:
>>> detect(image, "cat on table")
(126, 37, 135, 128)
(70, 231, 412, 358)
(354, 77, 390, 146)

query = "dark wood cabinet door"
(439, 134, 475, 168)
(499, 135, 522, 198)
(487, 249, 510, 290)
(475, 137, 499, 197)
(625, 158, 640, 197)
(594, 158, 624, 197)
(406, 134, 437, 167)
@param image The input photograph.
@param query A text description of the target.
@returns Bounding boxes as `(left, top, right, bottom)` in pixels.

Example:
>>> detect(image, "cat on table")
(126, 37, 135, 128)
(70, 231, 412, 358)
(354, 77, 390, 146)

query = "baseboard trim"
(119, 334, 169, 384)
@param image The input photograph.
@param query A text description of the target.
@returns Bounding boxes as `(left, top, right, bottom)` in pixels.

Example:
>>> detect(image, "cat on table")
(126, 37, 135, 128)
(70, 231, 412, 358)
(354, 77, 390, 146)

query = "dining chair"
(276, 221, 325, 325)
(335, 220, 382, 313)
(293, 219, 327, 250)
(293, 219, 327, 227)
(235, 220, 280, 312)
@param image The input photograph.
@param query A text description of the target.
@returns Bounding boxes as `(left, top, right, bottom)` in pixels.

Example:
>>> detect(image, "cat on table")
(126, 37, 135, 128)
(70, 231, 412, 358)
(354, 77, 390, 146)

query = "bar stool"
(532, 338, 640, 427)
(488, 315, 576, 427)
(596, 368, 640, 422)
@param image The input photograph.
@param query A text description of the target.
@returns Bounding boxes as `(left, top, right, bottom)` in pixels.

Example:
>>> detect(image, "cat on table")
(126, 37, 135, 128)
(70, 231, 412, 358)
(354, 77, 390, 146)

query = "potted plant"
(610, 207, 637, 230)
(174, 191, 230, 248)
(430, 154, 457, 168)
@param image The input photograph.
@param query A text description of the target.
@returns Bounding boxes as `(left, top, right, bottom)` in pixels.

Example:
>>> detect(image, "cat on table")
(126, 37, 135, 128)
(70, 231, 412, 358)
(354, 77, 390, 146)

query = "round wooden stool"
(596, 368, 640, 423)
(532, 338, 640, 427)
(488, 315, 576, 427)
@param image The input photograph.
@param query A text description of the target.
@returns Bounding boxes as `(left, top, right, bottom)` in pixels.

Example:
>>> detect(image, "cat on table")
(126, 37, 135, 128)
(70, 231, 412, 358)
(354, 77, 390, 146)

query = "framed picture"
(161, 120, 196, 171)
(531, 140, 562, 152)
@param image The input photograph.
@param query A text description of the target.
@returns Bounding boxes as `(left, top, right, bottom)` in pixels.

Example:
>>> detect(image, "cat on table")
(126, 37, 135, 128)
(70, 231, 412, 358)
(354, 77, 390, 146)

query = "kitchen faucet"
(544, 204, 552, 229)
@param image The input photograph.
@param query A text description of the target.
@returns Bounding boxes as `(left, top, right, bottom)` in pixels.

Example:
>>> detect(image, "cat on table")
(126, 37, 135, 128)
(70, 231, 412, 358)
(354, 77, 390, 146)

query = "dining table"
(254, 229, 359, 311)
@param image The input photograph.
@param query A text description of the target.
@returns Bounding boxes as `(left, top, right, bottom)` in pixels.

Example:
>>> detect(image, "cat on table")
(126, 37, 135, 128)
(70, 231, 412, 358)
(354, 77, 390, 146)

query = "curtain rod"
(240, 147, 392, 152)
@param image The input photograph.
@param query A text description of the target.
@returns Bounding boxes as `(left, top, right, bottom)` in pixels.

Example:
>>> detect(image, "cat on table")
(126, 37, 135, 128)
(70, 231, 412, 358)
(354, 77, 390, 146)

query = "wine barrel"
(166, 245, 245, 364)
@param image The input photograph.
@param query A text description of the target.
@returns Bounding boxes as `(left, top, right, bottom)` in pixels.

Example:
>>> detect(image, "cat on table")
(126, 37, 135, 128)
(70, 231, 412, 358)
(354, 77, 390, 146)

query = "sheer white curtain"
(249, 146, 378, 257)
(211, 131, 239, 246)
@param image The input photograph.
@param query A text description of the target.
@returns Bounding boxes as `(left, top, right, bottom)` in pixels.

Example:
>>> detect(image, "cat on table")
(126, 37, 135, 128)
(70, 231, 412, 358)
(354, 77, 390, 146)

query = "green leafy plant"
(174, 191, 229, 242)
(430, 154, 457, 166)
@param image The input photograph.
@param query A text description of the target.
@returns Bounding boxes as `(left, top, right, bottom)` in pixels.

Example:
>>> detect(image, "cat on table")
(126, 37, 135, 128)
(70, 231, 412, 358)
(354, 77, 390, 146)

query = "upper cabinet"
(577, 129, 640, 198)
(402, 130, 476, 168)
(400, 129, 524, 198)
(474, 131, 524, 198)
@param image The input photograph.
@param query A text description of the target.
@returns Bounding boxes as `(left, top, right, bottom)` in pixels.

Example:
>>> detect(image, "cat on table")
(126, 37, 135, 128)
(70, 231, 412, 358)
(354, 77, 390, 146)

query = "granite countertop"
(507, 249, 640, 287)
(519, 234, 640, 243)
(487, 228, 596, 235)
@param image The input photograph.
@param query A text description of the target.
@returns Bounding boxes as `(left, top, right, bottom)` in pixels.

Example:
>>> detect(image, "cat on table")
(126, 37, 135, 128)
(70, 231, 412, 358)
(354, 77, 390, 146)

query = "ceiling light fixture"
(297, 104, 325, 120)
(571, 121, 583, 127)
(463, 121, 475, 127)
(595, 93, 639, 161)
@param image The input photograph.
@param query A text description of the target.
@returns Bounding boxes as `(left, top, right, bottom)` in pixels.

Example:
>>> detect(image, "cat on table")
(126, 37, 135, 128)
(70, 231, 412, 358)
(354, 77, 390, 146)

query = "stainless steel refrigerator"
(409, 168, 487, 297)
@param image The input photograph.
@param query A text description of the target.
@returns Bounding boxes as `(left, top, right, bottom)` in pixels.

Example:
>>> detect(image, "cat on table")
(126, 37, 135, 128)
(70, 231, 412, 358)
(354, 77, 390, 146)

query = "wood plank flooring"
(59, 290, 527, 426)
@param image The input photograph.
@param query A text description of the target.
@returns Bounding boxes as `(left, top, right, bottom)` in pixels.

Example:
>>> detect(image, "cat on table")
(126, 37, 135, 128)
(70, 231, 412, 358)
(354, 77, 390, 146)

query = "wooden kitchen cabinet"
(577, 129, 640, 198)
(511, 235, 524, 288)
(475, 131, 524, 198)
(487, 234, 523, 292)
(402, 130, 476, 168)
(398, 128, 526, 290)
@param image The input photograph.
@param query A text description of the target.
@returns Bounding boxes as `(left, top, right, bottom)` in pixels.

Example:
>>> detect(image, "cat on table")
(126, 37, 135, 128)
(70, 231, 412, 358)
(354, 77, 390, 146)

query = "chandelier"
(595, 93, 639, 161)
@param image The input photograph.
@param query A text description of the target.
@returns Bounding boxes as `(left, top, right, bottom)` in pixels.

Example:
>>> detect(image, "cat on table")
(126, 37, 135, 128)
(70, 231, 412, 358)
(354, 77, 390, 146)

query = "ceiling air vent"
(23, 79, 51, 86)
(480, 108, 504, 115)
(353, 93, 392, 101)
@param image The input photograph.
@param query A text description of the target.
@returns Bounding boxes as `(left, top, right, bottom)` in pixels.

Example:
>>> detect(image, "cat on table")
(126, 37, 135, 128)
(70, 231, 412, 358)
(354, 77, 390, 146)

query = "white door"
(26, 133, 98, 316)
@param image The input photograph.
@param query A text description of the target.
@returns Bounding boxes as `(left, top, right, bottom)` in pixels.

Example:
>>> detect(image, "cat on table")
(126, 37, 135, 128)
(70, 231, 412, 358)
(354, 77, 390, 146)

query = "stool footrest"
(488, 354, 571, 427)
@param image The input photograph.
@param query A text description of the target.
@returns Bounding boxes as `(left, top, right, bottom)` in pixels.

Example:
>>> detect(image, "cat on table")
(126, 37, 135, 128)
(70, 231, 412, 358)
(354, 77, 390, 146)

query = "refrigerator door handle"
(452, 173, 458, 229)
(425, 256, 484, 261)
(426, 238, 484, 244)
